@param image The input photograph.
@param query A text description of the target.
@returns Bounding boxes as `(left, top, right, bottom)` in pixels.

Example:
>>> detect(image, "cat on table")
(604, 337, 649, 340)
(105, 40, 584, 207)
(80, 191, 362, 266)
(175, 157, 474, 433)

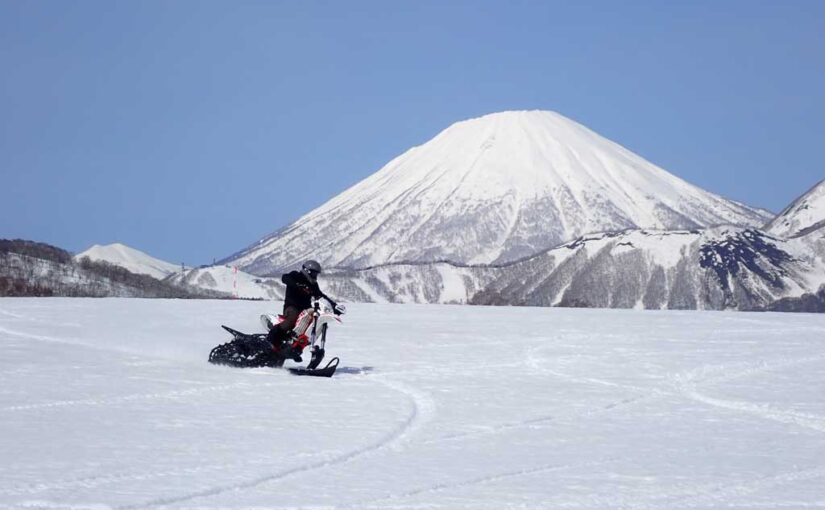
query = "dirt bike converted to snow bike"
(208, 296, 345, 377)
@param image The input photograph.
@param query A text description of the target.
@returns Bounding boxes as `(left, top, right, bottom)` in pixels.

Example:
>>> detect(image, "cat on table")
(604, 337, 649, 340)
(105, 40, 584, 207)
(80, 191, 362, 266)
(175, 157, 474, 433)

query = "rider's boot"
(267, 326, 304, 363)
(280, 331, 304, 363)
(266, 325, 284, 346)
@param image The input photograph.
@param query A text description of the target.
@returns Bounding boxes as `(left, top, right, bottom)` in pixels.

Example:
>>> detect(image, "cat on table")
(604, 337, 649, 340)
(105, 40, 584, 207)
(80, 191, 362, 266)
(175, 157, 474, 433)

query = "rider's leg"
(267, 306, 300, 345)
(270, 306, 306, 362)
(292, 308, 314, 337)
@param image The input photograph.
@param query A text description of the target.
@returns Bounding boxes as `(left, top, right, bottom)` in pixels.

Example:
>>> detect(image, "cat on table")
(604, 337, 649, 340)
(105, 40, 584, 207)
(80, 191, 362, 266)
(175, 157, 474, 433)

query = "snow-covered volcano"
(226, 111, 770, 275)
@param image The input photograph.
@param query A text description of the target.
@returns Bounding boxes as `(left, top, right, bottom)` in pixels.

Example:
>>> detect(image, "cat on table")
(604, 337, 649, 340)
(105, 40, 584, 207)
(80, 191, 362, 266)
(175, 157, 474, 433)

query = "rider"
(267, 259, 330, 362)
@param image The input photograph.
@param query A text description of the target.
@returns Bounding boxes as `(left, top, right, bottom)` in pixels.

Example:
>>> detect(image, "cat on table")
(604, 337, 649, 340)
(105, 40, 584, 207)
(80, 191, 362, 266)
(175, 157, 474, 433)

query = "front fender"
(315, 313, 342, 330)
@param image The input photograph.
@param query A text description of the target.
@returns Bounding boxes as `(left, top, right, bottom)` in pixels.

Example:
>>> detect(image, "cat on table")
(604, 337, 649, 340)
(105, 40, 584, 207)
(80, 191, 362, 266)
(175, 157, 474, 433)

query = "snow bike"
(208, 297, 345, 377)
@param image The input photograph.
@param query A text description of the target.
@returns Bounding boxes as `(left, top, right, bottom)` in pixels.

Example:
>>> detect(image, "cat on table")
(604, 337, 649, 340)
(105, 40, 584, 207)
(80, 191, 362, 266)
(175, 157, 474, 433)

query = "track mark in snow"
(663, 465, 825, 509)
(675, 354, 825, 434)
(123, 376, 435, 508)
(0, 451, 318, 497)
(1, 501, 112, 509)
(419, 343, 673, 445)
(0, 325, 87, 346)
(725, 502, 825, 508)
(0, 324, 121, 355)
(0, 308, 25, 319)
(425, 391, 648, 446)
(1, 382, 259, 412)
(352, 457, 616, 508)
(372, 376, 436, 450)
(423, 341, 685, 446)
(525, 342, 676, 396)
(684, 390, 825, 433)
(672, 353, 825, 389)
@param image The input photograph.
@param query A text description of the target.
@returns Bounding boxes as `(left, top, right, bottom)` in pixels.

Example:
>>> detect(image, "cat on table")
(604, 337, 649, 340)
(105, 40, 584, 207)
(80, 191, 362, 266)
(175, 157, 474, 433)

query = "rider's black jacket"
(281, 270, 322, 310)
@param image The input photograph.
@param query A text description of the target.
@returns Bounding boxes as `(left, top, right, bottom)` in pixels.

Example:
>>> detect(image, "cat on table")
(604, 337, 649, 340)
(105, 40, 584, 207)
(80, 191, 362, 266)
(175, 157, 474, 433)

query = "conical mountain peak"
(226, 111, 770, 275)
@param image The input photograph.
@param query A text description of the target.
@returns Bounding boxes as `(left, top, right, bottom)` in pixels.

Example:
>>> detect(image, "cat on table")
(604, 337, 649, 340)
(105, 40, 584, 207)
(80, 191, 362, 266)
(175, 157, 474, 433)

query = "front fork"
(308, 305, 327, 369)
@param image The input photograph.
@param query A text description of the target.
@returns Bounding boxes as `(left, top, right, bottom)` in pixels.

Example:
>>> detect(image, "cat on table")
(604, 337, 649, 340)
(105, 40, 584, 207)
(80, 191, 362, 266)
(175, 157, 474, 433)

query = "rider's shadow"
(337, 366, 375, 375)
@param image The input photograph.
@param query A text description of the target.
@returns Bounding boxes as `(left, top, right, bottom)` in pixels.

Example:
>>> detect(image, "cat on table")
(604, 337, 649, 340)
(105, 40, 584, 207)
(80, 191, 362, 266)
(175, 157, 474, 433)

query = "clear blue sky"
(2, 1, 823, 265)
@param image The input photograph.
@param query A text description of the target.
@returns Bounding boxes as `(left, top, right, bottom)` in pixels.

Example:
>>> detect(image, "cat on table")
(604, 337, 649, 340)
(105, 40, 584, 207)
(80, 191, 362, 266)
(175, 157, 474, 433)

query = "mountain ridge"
(765, 179, 825, 239)
(54, 173, 825, 311)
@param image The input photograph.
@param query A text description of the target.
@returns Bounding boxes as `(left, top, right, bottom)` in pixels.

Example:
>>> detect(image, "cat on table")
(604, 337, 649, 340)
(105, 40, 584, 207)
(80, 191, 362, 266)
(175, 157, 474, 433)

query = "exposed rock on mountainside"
(321, 225, 825, 311)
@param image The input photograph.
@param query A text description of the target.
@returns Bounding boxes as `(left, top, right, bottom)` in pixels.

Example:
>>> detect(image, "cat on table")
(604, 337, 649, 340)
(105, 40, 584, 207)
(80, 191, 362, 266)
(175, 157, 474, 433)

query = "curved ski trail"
(124, 375, 435, 508)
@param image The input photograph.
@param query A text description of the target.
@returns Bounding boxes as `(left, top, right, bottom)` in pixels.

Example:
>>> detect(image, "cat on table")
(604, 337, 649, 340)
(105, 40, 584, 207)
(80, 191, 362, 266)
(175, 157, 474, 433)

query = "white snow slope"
(75, 244, 282, 300)
(766, 179, 825, 239)
(164, 266, 284, 301)
(75, 243, 183, 280)
(2, 298, 825, 509)
(226, 111, 771, 275)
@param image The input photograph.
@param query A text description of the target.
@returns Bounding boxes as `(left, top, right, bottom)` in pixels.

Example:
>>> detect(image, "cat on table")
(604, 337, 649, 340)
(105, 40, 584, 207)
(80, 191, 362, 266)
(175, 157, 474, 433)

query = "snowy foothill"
(165, 266, 284, 301)
(73, 244, 281, 300)
(2, 298, 825, 508)
(74, 244, 184, 280)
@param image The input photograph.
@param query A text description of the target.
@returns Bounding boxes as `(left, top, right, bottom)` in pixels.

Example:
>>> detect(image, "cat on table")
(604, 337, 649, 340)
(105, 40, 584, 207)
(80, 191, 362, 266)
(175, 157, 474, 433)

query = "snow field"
(1, 299, 825, 509)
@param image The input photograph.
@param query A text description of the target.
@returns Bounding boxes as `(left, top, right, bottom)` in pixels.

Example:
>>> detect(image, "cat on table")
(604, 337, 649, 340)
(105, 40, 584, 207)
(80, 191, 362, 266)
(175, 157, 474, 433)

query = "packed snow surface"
(75, 243, 183, 280)
(2, 299, 825, 509)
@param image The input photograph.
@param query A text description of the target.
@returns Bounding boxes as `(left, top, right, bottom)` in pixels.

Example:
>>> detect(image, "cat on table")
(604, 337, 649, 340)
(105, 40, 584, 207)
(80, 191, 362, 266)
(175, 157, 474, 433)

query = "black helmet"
(302, 260, 322, 283)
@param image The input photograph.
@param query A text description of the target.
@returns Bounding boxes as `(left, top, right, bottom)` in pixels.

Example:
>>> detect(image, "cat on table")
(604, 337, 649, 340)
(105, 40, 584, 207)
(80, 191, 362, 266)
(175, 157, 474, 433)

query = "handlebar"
(313, 294, 346, 316)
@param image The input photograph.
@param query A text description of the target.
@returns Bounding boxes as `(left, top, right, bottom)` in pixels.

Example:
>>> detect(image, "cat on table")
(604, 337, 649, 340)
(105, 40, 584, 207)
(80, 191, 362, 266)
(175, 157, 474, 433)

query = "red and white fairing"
(260, 299, 343, 354)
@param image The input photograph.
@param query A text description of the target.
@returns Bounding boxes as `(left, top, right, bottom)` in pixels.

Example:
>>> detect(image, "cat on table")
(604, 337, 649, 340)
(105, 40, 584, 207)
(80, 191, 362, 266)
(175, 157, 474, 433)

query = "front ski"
(288, 357, 340, 378)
